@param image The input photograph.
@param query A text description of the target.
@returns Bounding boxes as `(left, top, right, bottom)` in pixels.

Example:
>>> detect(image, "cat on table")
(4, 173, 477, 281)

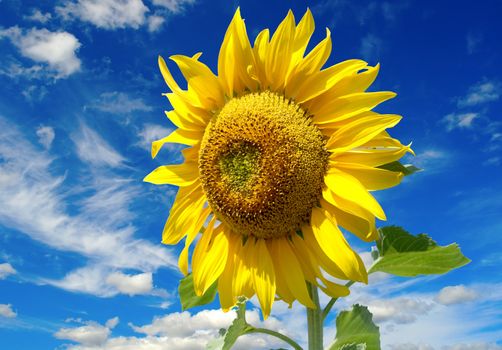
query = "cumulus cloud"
(367, 297, 434, 324)
(57, 0, 149, 30)
(0, 263, 16, 279)
(36, 125, 55, 149)
(59, 309, 289, 350)
(105, 271, 153, 296)
(435, 285, 477, 305)
(457, 80, 500, 107)
(54, 317, 118, 346)
(441, 112, 479, 131)
(0, 304, 17, 318)
(0, 27, 81, 78)
(466, 33, 482, 54)
(72, 123, 125, 167)
(88, 92, 153, 115)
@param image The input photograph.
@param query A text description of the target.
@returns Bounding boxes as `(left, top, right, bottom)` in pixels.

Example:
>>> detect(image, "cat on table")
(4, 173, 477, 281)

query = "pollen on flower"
(199, 91, 329, 239)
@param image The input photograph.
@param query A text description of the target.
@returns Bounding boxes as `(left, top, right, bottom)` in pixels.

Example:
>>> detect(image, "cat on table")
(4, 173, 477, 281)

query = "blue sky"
(0, 0, 501, 349)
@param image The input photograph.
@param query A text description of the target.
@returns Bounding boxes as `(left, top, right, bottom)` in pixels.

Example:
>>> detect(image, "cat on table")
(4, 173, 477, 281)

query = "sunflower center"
(199, 91, 328, 239)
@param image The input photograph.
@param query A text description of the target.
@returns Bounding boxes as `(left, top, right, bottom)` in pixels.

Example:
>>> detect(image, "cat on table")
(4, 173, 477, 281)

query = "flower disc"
(199, 91, 328, 239)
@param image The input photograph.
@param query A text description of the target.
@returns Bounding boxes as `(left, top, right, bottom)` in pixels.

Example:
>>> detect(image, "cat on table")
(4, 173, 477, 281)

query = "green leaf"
(179, 274, 218, 311)
(369, 226, 470, 277)
(329, 304, 380, 350)
(222, 299, 253, 350)
(378, 161, 421, 176)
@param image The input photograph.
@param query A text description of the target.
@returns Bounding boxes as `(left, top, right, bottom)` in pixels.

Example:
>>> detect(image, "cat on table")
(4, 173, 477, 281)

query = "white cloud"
(106, 271, 153, 296)
(0, 117, 176, 297)
(442, 112, 479, 131)
(152, 0, 195, 13)
(147, 15, 165, 32)
(360, 33, 382, 60)
(89, 92, 152, 114)
(435, 285, 477, 305)
(0, 263, 16, 279)
(0, 304, 17, 318)
(72, 123, 125, 167)
(0, 27, 81, 78)
(24, 9, 52, 23)
(57, 0, 149, 30)
(389, 344, 434, 350)
(137, 123, 173, 151)
(445, 343, 502, 350)
(458, 80, 500, 107)
(54, 317, 118, 346)
(60, 309, 290, 350)
(367, 297, 434, 324)
(36, 125, 55, 149)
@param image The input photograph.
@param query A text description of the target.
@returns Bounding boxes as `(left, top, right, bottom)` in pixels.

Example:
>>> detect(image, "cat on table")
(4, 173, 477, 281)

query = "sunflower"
(145, 8, 412, 318)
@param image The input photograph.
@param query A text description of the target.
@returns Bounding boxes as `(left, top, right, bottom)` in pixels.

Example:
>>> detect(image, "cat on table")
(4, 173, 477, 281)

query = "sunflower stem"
(246, 327, 303, 350)
(322, 280, 355, 321)
(306, 282, 323, 350)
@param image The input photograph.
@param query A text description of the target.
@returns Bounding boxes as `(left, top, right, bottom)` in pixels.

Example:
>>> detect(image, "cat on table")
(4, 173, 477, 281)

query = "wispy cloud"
(0, 27, 81, 78)
(24, 9, 52, 24)
(457, 80, 501, 107)
(0, 116, 175, 297)
(87, 92, 153, 115)
(152, 0, 196, 14)
(360, 33, 383, 61)
(441, 112, 479, 131)
(72, 123, 125, 167)
(466, 32, 482, 54)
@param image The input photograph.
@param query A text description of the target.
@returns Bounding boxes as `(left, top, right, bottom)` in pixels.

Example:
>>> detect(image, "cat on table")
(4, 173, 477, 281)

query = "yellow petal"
(165, 110, 203, 132)
(285, 28, 332, 97)
(162, 182, 206, 245)
(251, 239, 276, 319)
(178, 208, 212, 275)
(192, 223, 229, 295)
(265, 10, 296, 91)
(334, 143, 413, 167)
(320, 197, 377, 242)
(218, 233, 240, 311)
(232, 238, 254, 299)
(301, 224, 349, 280)
(165, 92, 210, 126)
(312, 92, 396, 125)
(267, 240, 295, 306)
(252, 29, 270, 88)
(143, 162, 198, 186)
(326, 114, 402, 153)
(287, 8, 315, 77)
(269, 238, 315, 308)
(309, 64, 380, 109)
(333, 162, 404, 190)
(296, 60, 368, 104)
(151, 128, 204, 158)
(324, 168, 386, 220)
(218, 8, 257, 95)
(170, 55, 224, 109)
(158, 56, 201, 108)
(309, 207, 368, 283)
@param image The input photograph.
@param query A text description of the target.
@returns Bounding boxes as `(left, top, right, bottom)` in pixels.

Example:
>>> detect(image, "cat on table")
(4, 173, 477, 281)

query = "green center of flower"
(199, 91, 328, 239)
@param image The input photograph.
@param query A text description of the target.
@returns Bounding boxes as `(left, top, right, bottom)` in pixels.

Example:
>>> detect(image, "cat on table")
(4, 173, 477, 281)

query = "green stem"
(246, 327, 303, 350)
(306, 282, 323, 350)
(322, 280, 356, 321)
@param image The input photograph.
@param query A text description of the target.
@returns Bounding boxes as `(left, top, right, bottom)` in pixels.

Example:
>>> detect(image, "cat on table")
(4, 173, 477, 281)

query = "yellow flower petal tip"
(146, 8, 410, 317)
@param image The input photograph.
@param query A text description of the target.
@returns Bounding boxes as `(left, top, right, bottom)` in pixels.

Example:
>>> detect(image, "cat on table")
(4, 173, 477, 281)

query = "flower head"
(145, 8, 412, 318)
